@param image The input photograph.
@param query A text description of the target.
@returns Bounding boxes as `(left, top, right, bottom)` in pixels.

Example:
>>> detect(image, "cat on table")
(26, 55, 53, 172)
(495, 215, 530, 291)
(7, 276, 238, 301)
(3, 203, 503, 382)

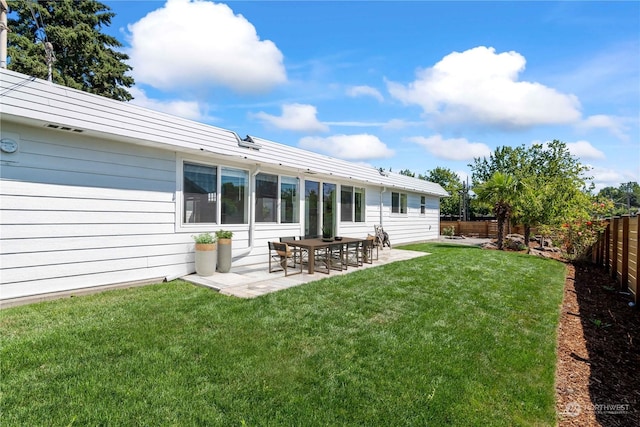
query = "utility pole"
(1, 0, 8, 69)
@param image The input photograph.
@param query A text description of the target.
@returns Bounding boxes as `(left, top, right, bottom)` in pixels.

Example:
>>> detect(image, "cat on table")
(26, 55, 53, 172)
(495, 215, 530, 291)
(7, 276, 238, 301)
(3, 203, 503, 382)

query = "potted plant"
(192, 232, 217, 276)
(215, 230, 233, 273)
(322, 226, 333, 241)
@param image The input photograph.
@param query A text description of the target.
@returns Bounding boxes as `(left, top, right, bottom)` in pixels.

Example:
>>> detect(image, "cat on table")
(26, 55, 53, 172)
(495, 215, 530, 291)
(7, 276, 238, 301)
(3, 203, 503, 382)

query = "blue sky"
(102, 0, 639, 190)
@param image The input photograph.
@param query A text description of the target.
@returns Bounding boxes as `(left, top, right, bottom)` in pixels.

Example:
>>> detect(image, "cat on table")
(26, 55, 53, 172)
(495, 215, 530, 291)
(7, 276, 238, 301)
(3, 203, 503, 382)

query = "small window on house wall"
(341, 185, 353, 222)
(421, 196, 426, 215)
(354, 187, 365, 222)
(256, 173, 278, 222)
(341, 185, 365, 222)
(221, 168, 248, 224)
(392, 191, 407, 214)
(281, 176, 299, 223)
(184, 162, 217, 223)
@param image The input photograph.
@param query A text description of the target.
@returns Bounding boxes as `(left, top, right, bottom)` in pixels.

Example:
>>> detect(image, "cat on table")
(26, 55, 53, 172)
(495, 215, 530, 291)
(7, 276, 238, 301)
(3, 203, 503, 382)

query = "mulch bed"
(555, 261, 640, 426)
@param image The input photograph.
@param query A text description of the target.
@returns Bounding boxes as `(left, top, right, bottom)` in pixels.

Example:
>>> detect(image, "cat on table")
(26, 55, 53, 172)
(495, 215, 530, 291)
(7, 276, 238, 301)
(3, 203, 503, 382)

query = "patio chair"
(312, 245, 331, 275)
(279, 236, 300, 264)
(328, 242, 347, 271)
(268, 241, 302, 276)
(362, 235, 378, 264)
(345, 240, 363, 268)
(374, 225, 391, 248)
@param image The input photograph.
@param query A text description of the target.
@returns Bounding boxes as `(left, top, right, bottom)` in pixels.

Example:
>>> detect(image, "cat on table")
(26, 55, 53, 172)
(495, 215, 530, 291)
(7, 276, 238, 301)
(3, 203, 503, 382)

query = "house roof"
(0, 69, 448, 197)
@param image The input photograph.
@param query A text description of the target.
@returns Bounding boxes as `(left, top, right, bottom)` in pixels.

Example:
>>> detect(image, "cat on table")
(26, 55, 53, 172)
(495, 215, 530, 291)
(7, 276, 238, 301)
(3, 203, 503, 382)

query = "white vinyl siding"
(0, 68, 446, 302)
(0, 125, 184, 300)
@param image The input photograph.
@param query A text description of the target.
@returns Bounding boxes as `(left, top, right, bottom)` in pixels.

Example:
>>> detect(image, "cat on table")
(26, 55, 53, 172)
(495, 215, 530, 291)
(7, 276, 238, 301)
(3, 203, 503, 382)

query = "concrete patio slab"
(182, 247, 429, 298)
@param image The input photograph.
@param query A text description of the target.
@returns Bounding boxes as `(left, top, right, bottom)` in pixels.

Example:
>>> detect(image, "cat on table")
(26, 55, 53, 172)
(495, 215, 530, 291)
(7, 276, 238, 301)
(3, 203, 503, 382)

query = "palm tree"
(474, 172, 520, 250)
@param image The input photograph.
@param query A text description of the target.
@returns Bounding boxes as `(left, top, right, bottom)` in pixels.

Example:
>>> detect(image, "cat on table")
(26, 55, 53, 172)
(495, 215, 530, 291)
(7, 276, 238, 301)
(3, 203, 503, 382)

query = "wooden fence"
(440, 220, 531, 238)
(591, 216, 639, 304)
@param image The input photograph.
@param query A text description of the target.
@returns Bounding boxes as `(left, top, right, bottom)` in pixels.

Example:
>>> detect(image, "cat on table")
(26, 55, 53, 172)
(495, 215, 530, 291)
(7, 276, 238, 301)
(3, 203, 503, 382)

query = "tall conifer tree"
(7, 0, 134, 101)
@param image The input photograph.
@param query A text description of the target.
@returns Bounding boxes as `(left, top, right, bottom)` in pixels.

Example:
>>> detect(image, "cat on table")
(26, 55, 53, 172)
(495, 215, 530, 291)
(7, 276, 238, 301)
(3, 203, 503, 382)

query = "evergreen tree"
(7, 0, 134, 101)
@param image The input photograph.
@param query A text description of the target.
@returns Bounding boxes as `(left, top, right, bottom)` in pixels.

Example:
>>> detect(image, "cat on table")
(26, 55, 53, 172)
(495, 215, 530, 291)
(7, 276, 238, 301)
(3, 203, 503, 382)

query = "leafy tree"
(399, 169, 415, 177)
(422, 167, 464, 218)
(471, 140, 592, 245)
(474, 172, 521, 250)
(7, 0, 134, 101)
(469, 145, 529, 187)
(598, 182, 640, 216)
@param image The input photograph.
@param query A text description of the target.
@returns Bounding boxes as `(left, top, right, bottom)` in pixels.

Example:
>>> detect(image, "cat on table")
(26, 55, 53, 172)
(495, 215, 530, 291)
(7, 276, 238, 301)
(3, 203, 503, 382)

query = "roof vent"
(238, 135, 262, 150)
(45, 123, 84, 133)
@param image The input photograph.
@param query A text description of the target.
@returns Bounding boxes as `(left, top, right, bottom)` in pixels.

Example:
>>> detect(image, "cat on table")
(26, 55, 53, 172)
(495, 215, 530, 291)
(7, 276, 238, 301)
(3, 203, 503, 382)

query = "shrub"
(192, 232, 216, 244)
(215, 230, 233, 239)
(443, 226, 455, 237)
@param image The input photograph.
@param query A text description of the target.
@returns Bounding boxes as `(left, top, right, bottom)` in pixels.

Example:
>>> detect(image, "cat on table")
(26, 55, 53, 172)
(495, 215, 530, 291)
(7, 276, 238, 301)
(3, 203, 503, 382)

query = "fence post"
(620, 216, 630, 289)
(611, 217, 619, 281)
(604, 221, 611, 272)
(632, 217, 639, 304)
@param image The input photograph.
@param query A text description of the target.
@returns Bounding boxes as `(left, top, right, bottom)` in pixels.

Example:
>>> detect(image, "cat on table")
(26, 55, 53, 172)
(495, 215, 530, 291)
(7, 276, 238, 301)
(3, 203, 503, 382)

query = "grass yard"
(1, 243, 567, 426)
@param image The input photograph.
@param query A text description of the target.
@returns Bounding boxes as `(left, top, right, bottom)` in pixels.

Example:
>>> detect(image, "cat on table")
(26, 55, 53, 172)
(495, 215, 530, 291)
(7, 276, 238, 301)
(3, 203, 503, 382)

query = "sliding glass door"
(305, 180, 320, 238)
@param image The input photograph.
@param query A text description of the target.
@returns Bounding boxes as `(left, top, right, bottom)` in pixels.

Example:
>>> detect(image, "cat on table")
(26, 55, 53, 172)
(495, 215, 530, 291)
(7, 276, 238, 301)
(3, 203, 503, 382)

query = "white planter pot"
(195, 243, 217, 276)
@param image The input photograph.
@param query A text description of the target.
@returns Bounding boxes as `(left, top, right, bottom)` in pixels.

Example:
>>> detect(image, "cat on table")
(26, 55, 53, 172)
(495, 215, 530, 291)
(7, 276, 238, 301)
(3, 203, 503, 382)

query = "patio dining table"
(281, 237, 365, 274)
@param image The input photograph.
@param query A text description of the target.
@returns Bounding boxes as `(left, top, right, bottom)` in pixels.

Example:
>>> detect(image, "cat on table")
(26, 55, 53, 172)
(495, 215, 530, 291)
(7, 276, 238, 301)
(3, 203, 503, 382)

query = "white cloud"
(298, 134, 395, 161)
(387, 46, 582, 129)
(578, 114, 630, 141)
(253, 104, 329, 132)
(126, 0, 286, 93)
(565, 140, 606, 160)
(346, 85, 384, 102)
(408, 135, 492, 161)
(455, 170, 471, 185)
(589, 166, 638, 192)
(128, 87, 210, 121)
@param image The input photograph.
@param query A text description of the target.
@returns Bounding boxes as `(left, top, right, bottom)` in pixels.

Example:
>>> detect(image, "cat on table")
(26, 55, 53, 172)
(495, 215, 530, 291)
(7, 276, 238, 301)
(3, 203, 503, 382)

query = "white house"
(0, 69, 448, 303)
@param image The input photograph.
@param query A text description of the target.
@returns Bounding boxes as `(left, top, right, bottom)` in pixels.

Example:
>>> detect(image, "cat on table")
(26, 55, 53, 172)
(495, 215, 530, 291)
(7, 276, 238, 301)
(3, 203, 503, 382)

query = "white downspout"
(232, 166, 261, 260)
(379, 187, 387, 227)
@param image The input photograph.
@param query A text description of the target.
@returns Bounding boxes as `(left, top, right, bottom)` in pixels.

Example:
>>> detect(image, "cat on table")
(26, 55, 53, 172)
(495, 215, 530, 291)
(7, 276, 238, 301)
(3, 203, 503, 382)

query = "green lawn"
(1, 243, 566, 426)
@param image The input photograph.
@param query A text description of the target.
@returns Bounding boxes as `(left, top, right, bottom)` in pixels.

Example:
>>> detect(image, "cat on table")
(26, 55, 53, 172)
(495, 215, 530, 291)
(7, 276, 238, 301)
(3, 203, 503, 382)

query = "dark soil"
(555, 262, 640, 426)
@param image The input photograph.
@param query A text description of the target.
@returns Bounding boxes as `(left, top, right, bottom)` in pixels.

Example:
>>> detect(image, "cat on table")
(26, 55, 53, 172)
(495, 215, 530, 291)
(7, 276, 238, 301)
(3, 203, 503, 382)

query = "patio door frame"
(304, 179, 337, 238)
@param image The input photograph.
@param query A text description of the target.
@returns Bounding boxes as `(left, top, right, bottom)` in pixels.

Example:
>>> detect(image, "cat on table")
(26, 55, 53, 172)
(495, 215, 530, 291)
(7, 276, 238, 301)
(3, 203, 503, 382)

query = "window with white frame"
(341, 185, 353, 221)
(420, 195, 426, 214)
(354, 187, 365, 222)
(392, 191, 407, 214)
(256, 173, 278, 222)
(280, 176, 299, 223)
(183, 162, 217, 223)
(341, 185, 365, 222)
(221, 167, 248, 224)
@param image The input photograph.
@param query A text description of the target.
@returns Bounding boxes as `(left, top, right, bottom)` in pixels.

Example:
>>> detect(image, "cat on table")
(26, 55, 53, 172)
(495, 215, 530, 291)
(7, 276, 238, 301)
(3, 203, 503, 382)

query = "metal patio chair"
(268, 241, 302, 276)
